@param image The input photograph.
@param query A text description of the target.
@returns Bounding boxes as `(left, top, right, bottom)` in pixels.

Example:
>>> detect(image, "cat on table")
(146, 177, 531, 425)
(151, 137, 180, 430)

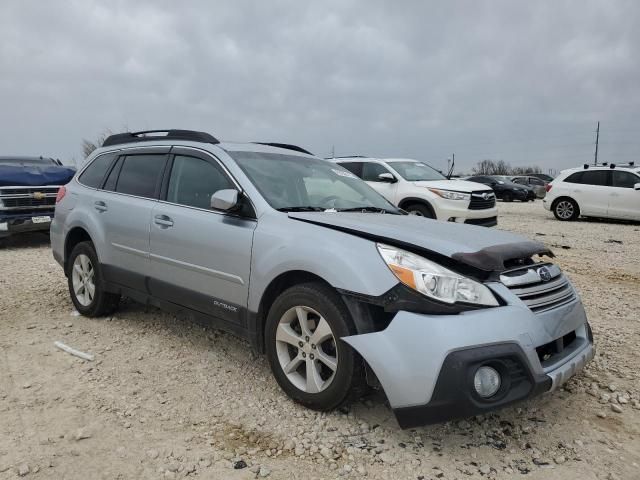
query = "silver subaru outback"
(51, 130, 594, 428)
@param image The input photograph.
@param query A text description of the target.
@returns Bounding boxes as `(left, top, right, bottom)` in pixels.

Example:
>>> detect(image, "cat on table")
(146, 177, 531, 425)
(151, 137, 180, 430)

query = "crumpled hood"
(288, 212, 552, 272)
(0, 164, 75, 187)
(412, 179, 493, 193)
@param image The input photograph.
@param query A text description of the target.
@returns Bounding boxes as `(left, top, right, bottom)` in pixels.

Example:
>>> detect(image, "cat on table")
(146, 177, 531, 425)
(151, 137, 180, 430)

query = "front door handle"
(94, 201, 108, 212)
(154, 214, 174, 228)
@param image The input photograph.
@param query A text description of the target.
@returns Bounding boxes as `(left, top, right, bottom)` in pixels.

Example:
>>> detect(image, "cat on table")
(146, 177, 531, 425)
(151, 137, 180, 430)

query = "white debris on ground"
(0, 202, 639, 479)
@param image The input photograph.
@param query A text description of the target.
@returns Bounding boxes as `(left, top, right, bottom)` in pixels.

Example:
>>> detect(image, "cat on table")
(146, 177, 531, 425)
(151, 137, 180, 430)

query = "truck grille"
(500, 264, 577, 313)
(0, 186, 58, 211)
(468, 191, 496, 210)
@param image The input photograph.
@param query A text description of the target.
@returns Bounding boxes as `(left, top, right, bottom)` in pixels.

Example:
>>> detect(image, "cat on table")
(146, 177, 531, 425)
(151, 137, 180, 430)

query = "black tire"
(265, 282, 364, 411)
(67, 241, 120, 317)
(405, 203, 435, 218)
(552, 198, 580, 221)
(502, 192, 513, 202)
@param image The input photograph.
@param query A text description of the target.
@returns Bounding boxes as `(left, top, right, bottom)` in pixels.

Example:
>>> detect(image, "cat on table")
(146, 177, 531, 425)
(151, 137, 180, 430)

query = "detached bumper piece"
(464, 216, 498, 227)
(394, 344, 551, 429)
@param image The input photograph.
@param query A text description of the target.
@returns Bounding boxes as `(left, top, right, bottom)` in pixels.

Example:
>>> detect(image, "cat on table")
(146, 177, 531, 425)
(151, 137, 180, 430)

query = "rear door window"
(78, 153, 117, 188)
(612, 171, 640, 188)
(580, 170, 610, 186)
(115, 154, 167, 199)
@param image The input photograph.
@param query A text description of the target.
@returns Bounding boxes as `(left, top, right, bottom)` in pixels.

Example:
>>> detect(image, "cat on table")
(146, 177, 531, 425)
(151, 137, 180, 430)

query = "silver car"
(51, 130, 594, 428)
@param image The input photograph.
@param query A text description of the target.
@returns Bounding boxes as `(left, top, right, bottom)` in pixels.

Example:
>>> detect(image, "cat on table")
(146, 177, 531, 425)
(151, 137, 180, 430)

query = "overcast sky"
(1, 1, 638, 173)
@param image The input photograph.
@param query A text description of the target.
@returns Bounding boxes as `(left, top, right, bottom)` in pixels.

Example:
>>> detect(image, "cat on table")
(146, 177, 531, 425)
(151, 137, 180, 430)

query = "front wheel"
(553, 198, 580, 221)
(67, 241, 120, 317)
(405, 203, 435, 218)
(265, 282, 364, 411)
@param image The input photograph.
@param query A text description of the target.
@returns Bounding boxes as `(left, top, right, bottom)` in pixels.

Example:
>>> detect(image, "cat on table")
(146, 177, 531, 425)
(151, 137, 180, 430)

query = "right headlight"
(377, 243, 499, 306)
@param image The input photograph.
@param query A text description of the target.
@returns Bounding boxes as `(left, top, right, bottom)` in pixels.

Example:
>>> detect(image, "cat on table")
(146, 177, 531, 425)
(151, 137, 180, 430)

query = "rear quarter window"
(78, 153, 117, 188)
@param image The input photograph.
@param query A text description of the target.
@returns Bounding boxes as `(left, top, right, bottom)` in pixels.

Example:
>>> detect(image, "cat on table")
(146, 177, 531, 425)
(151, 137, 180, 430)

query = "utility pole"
(594, 121, 600, 165)
(331, 145, 335, 159)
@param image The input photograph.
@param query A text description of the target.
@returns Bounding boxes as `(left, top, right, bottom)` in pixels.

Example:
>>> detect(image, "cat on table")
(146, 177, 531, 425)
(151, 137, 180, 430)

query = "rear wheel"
(502, 192, 513, 202)
(553, 198, 580, 221)
(67, 241, 120, 317)
(265, 282, 364, 411)
(405, 203, 435, 218)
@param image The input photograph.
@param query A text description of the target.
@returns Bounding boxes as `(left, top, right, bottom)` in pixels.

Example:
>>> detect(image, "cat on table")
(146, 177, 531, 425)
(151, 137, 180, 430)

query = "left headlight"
(427, 188, 470, 201)
(377, 243, 499, 306)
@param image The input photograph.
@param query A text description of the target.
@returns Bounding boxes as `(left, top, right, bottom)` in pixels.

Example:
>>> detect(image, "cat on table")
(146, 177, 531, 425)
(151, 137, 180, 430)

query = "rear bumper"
(342, 290, 594, 428)
(0, 213, 53, 237)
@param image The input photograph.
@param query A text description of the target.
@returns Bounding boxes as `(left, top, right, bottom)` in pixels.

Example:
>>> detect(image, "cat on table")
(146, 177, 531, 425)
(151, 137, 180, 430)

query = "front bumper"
(435, 203, 498, 227)
(0, 212, 53, 237)
(342, 291, 594, 428)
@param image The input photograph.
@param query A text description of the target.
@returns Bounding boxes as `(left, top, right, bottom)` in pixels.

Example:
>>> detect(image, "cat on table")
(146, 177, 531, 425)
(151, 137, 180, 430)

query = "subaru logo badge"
(537, 266, 552, 282)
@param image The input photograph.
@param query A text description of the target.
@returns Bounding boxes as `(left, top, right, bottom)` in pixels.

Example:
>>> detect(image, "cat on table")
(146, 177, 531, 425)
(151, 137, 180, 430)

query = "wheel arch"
(398, 197, 436, 217)
(64, 227, 94, 274)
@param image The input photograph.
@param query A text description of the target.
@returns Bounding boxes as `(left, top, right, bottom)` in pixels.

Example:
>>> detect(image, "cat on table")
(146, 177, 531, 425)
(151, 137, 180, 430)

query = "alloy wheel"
(556, 201, 574, 220)
(71, 254, 95, 307)
(275, 306, 338, 393)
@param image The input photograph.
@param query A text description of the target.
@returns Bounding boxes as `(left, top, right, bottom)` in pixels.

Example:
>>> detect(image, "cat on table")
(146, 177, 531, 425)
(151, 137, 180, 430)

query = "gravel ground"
(1, 201, 639, 480)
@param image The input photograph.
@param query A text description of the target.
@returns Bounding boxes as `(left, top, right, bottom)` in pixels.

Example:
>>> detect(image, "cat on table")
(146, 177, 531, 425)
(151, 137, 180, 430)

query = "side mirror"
(378, 172, 397, 183)
(635, 183, 640, 191)
(211, 189, 239, 211)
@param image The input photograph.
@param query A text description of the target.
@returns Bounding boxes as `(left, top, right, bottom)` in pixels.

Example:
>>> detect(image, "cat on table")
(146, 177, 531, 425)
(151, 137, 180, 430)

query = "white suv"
(332, 157, 498, 226)
(544, 164, 640, 221)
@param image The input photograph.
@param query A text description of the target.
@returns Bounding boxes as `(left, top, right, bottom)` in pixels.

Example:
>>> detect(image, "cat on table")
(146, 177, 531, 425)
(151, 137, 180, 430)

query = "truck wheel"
(553, 198, 580, 221)
(265, 282, 364, 411)
(405, 203, 435, 218)
(67, 241, 120, 317)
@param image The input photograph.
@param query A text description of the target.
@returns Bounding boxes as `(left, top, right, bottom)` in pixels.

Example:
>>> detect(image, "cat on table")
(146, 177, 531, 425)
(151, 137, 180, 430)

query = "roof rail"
(102, 130, 220, 147)
(253, 142, 313, 155)
(326, 155, 367, 159)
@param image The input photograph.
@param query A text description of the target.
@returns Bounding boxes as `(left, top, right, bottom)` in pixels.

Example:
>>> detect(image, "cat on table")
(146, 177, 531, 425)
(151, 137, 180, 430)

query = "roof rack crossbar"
(102, 129, 220, 147)
(252, 142, 313, 155)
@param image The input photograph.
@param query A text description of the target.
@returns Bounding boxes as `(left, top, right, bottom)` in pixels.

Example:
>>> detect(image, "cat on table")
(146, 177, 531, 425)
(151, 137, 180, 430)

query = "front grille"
(536, 331, 577, 367)
(0, 186, 58, 211)
(469, 191, 496, 210)
(500, 263, 577, 313)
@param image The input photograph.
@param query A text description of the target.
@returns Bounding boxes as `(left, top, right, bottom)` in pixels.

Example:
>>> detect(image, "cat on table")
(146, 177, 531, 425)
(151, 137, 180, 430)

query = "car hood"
(412, 179, 493, 192)
(0, 164, 75, 187)
(288, 212, 552, 272)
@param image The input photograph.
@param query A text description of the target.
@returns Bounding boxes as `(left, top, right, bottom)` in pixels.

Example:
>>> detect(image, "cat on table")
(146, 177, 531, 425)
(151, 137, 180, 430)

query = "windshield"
(231, 151, 400, 212)
(0, 156, 57, 166)
(388, 161, 446, 181)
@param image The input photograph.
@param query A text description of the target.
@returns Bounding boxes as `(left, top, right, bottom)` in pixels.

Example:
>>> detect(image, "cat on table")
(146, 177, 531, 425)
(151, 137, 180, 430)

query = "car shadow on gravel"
(0, 232, 51, 249)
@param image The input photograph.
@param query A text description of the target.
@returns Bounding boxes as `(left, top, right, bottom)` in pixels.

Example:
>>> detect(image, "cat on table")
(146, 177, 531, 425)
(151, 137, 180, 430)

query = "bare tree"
(81, 129, 113, 160)
(473, 159, 542, 176)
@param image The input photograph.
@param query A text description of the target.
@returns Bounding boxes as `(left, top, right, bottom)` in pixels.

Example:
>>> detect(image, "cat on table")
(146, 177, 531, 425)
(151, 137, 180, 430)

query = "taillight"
(545, 183, 552, 192)
(55, 185, 67, 203)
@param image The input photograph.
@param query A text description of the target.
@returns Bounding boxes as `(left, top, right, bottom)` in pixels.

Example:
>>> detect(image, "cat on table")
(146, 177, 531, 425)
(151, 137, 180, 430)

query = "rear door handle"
(94, 201, 108, 212)
(154, 214, 174, 228)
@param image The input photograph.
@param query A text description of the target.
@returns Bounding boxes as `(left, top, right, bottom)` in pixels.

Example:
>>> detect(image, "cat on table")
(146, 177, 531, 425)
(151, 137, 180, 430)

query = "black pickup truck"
(0, 156, 75, 239)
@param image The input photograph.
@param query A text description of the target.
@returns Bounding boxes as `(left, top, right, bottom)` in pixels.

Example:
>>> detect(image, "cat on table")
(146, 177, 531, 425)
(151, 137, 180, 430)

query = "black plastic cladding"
(102, 130, 220, 147)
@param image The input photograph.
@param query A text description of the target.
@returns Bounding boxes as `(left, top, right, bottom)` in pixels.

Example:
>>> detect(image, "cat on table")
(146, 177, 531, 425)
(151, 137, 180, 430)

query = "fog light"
(474, 366, 501, 398)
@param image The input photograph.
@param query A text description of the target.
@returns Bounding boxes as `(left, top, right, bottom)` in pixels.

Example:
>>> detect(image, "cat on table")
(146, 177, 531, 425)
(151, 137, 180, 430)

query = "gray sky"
(1, 1, 639, 173)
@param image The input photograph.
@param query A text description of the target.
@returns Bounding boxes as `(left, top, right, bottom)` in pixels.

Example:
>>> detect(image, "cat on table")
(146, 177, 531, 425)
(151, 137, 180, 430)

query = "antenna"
(594, 121, 600, 166)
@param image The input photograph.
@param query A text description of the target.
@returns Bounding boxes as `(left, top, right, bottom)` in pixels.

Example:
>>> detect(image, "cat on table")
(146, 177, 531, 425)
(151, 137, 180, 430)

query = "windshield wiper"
(335, 206, 399, 214)
(277, 206, 326, 212)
